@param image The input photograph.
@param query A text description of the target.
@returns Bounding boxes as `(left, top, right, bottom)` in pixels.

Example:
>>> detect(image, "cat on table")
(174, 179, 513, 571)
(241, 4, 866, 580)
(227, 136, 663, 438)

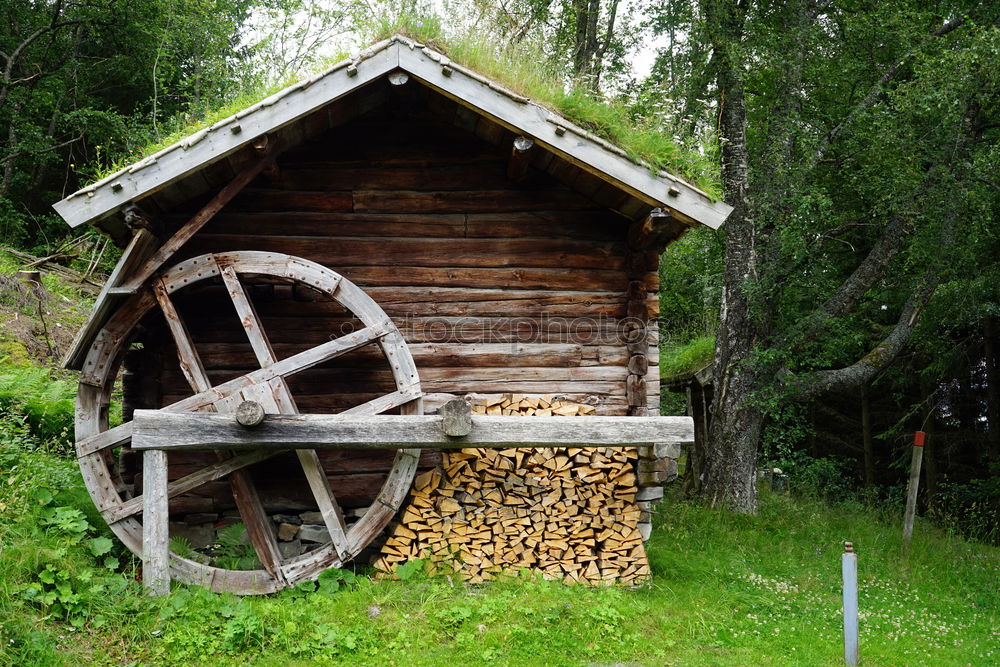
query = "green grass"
(1, 412, 996, 666)
(661, 336, 716, 380)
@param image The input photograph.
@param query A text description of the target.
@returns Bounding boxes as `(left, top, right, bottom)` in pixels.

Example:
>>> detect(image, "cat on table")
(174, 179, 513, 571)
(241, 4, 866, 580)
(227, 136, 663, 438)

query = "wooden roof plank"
(52, 39, 399, 230)
(52, 37, 730, 233)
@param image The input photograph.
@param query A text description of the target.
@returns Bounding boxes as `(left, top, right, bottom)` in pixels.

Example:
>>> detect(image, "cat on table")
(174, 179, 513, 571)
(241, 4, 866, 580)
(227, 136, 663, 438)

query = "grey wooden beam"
(142, 449, 170, 596)
(130, 410, 694, 451)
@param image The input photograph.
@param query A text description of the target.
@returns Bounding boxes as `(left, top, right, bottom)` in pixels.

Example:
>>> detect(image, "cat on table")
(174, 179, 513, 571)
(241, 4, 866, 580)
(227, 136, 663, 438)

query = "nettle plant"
(20, 488, 130, 627)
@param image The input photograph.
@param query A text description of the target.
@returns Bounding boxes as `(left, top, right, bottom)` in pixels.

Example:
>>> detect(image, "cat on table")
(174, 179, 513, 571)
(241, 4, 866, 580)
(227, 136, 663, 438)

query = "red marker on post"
(902, 431, 926, 555)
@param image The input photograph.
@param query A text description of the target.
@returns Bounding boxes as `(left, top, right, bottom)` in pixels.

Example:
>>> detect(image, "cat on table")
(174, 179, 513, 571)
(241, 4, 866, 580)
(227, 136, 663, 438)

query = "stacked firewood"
(373, 395, 651, 585)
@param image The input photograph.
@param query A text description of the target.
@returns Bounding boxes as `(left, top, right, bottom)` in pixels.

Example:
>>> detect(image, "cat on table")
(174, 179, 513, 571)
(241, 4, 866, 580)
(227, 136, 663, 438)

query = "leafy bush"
(0, 364, 76, 448)
(929, 476, 1000, 546)
(774, 450, 855, 501)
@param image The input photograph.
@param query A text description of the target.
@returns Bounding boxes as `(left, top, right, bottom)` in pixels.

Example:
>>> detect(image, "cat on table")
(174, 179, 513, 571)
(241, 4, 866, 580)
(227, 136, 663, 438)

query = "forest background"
(0, 0, 998, 542)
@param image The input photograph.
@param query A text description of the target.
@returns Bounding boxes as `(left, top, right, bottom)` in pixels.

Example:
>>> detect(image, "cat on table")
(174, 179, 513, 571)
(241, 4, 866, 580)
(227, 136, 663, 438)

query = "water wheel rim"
(75, 251, 422, 594)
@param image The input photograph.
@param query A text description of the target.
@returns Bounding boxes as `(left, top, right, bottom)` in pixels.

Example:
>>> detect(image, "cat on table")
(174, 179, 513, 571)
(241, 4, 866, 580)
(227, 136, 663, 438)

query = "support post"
(842, 541, 858, 666)
(902, 430, 925, 555)
(142, 448, 170, 596)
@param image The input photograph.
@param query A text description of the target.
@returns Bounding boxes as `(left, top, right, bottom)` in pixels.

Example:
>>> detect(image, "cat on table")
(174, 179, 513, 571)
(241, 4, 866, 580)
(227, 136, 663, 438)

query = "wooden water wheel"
(74, 251, 423, 594)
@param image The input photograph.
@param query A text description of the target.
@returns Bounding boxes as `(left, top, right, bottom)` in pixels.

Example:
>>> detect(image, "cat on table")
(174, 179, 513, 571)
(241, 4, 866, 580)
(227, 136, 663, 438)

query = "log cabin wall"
(119, 80, 663, 541)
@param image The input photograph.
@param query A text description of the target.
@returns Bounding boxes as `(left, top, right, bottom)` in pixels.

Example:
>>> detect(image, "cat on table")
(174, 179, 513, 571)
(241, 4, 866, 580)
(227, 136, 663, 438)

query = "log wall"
(122, 93, 662, 533)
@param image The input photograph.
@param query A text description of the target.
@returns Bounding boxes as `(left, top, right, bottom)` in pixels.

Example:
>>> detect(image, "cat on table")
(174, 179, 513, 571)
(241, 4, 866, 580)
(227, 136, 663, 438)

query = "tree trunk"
(861, 382, 875, 487)
(699, 0, 760, 513)
(920, 371, 938, 511)
(984, 317, 1000, 463)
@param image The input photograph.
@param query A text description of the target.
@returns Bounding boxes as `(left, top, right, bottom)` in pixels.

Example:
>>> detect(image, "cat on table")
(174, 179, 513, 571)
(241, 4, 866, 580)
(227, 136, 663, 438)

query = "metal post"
(902, 431, 925, 555)
(842, 541, 858, 666)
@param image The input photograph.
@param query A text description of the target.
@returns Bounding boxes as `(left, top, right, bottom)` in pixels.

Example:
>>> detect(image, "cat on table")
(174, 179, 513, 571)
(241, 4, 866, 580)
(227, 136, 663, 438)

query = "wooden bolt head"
(235, 400, 266, 428)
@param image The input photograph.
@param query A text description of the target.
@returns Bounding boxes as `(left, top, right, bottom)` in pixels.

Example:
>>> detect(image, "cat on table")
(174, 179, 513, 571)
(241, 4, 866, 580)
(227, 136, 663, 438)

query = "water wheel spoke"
(221, 265, 350, 555)
(103, 450, 278, 523)
(154, 277, 287, 585)
(219, 262, 280, 369)
(153, 279, 212, 394)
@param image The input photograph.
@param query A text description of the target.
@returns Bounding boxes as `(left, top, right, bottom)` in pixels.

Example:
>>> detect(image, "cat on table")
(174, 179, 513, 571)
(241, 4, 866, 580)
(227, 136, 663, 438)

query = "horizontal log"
(352, 188, 597, 214)
(186, 235, 626, 270)
(162, 365, 628, 387)
(160, 392, 634, 415)
(184, 342, 630, 369)
(197, 211, 627, 242)
(131, 411, 694, 451)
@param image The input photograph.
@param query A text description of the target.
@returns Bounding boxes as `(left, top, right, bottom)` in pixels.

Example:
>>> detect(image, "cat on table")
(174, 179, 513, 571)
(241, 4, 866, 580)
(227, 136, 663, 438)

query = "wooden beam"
(130, 411, 694, 451)
(506, 135, 534, 181)
(119, 142, 279, 293)
(52, 38, 399, 231)
(142, 448, 170, 596)
(219, 262, 351, 557)
(65, 226, 159, 371)
(153, 279, 212, 393)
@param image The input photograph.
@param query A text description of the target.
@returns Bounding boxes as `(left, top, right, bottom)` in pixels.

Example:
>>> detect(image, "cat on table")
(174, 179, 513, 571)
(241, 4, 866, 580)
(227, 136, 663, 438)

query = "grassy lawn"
(1, 420, 996, 666)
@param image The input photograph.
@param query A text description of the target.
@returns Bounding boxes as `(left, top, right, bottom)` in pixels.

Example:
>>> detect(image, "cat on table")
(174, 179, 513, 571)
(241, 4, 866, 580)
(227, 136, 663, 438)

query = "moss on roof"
(93, 16, 721, 199)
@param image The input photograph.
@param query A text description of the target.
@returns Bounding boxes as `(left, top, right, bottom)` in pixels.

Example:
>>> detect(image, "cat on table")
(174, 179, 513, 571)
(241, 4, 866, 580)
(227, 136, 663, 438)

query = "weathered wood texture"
(131, 410, 694, 450)
(118, 96, 664, 541)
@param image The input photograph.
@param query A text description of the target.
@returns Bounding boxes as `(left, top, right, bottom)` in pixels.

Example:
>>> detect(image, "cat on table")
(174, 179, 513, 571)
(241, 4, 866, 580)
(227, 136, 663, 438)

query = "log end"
(236, 400, 266, 428)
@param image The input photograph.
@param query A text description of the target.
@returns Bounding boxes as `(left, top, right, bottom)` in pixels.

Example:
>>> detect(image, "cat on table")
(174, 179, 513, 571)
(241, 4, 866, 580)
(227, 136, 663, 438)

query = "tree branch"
(811, 15, 967, 166)
(785, 278, 937, 401)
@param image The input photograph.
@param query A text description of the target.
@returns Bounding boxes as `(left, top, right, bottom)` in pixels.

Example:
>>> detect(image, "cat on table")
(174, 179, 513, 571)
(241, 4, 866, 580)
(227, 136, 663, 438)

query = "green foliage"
(928, 475, 1000, 546)
(773, 451, 855, 503)
(0, 364, 76, 449)
(209, 523, 259, 571)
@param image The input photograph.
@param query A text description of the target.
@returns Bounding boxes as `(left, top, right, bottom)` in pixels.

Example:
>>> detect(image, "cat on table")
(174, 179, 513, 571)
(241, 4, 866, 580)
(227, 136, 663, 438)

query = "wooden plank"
(64, 228, 159, 370)
(218, 262, 278, 367)
(131, 412, 695, 451)
(104, 450, 278, 523)
(189, 315, 633, 346)
(186, 235, 626, 271)
(198, 210, 626, 242)
(52, 39, 399, 231)
(153, 279, 212, 393)
(142, 449, 170, 596)
(163, 367, 628, 391)
(189, 342, 625, 370)
(227, 457, 288, 586)
(398, 45, 732, 228)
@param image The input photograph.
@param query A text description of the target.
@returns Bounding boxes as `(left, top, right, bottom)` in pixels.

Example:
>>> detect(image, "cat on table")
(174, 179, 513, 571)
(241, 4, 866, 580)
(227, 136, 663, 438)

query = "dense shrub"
(929, 475, 1000, 546)
(0, 364, 75, 448)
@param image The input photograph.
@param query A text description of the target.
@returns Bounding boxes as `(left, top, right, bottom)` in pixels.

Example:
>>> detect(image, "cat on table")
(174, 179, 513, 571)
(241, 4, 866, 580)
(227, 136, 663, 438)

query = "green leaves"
(88, 537, 114, 558)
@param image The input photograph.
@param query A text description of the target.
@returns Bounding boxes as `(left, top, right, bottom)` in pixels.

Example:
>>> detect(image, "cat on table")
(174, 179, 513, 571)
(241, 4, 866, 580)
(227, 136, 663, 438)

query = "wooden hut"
(56, 36, 731, 592)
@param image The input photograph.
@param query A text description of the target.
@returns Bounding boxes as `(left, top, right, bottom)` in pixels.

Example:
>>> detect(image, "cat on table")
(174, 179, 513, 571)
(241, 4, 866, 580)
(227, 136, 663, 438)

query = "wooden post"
(142, 449, 170, 596)
(506, 135, 534, 181)
(842, 541, 858, 666)
(902, 431, 925, 555)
